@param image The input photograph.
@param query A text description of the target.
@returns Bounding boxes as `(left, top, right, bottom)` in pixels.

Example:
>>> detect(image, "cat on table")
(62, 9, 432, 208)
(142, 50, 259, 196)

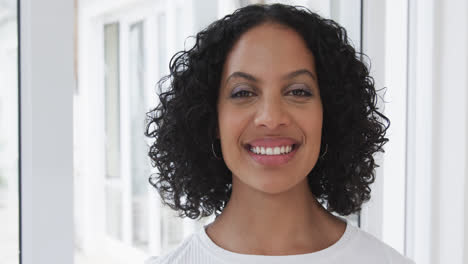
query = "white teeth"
(249, 145, 294, 155)
(266, 148, 273, 155)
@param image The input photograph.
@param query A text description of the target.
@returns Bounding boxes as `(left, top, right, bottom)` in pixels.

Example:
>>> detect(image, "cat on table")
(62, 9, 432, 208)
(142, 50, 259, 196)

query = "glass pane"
(104, 22, 121, 180)
(330, 0, 362, 54)
(175, 7, 184, 51)
(157, 13, 167, 77)
(129, 20, 149, 250)
(103, 22, 123, 242)
(162, 207, 184, 248)
(0, 0, 19, 263)
(105, 184, 123, 240)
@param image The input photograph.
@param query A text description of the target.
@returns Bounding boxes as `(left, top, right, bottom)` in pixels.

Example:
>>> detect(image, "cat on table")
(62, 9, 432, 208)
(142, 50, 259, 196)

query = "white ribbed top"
(145, 218, 415, 264)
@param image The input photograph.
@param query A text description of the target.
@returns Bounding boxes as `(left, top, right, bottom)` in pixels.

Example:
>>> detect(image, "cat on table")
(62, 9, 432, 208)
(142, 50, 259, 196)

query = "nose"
(254, 96, 291, 130)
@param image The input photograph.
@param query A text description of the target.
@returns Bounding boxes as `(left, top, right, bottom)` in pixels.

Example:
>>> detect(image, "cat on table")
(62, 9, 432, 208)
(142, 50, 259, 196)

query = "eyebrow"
(225, 69, 317, 85)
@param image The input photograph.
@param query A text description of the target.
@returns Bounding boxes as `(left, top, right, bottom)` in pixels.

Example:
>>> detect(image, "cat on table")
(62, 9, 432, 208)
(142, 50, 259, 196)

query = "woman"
(145, 3, 415, 264)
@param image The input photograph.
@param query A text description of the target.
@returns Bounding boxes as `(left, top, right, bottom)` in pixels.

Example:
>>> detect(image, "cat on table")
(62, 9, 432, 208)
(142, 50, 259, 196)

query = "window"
(75, 1, 203, 262)
(129, 20, 150, 250)
(104, 21, 123, 241)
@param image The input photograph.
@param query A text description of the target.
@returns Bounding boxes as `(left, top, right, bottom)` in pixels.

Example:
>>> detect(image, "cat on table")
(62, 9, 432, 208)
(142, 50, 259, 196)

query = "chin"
(251, 175, 306, 195)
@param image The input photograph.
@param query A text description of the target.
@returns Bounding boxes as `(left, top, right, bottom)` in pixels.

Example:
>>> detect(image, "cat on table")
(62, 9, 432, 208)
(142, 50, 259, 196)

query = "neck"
(206, 177, 346, 255)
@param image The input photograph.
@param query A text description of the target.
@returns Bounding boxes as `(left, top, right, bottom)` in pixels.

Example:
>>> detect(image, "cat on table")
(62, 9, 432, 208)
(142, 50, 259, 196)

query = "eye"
(287, 87, 313, 97)
(230, 85, 313, 99)
(231, 90, 254, 98)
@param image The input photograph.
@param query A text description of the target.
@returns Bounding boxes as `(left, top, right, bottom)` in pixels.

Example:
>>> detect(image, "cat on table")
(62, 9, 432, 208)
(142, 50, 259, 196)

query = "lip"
(245, 143, 299, 166)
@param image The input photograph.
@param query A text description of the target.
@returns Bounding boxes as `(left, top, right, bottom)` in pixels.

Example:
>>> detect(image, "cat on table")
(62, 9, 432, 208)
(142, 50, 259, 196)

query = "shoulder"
(144, 233, 198, 264)
(349, 227, 415, 264)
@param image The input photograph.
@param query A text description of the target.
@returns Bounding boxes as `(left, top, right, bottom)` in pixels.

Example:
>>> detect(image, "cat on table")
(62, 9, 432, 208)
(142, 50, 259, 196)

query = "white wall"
(19, 0, 74, 263)
(0, 1, 20, 263)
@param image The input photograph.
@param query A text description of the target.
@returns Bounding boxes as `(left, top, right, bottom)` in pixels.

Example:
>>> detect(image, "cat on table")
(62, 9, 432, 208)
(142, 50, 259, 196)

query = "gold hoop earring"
(320, 143, 328, 159)
(211, 140, 222, 160)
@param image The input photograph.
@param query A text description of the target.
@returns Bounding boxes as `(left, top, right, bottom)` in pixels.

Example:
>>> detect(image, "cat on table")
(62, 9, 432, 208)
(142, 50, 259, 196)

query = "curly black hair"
(145, 3, 390, 219)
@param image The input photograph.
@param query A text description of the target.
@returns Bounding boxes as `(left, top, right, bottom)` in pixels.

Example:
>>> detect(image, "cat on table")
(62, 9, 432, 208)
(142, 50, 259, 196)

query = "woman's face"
(217, 22, 323, 194)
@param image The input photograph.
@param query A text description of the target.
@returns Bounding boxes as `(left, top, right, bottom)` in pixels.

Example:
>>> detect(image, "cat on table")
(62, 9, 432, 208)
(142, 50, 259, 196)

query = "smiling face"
(216, 22, 323, 194)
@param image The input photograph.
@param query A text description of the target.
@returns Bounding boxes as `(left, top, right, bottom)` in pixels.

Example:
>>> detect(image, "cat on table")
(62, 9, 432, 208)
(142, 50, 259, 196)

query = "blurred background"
(1, 0, 466, 263)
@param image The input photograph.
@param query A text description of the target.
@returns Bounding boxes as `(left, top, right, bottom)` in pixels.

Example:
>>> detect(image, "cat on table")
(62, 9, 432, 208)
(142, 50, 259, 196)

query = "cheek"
(301, 111, 323, 140)
(217, 106, 249, 171)
(218, 105, 246, 143)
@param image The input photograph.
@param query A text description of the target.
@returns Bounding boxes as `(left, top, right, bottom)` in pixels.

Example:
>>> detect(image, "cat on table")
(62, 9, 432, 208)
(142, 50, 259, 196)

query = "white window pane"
(103, 21, 125, 244)
(105, 185, 123, 240)
(104, 22, 121, 180)
(0, 0, 19, 263)
(161, 207, 184, 252)
(175, 7, 184, 51)
(157, 13, 167, 78)
(129, 20, 149, 250)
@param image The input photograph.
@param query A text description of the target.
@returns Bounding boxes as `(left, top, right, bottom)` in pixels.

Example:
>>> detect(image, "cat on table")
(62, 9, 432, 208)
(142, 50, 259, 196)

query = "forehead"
(221, 22, 316, 80)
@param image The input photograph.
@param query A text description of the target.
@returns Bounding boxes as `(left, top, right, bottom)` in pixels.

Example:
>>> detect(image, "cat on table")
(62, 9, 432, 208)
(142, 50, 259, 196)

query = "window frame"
(79, 3, 159, 262)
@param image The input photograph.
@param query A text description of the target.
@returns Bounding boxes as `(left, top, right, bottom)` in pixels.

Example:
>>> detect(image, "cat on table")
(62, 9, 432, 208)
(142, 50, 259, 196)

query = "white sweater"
(145, 218, 415, 264)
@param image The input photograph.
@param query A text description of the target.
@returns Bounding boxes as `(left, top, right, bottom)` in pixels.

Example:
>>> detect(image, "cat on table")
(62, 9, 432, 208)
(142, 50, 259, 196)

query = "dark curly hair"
(145, 3, 390, 219)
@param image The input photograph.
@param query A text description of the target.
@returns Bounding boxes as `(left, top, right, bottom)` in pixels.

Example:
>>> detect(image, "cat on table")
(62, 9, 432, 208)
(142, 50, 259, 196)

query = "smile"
(245, 144, 299, 166)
